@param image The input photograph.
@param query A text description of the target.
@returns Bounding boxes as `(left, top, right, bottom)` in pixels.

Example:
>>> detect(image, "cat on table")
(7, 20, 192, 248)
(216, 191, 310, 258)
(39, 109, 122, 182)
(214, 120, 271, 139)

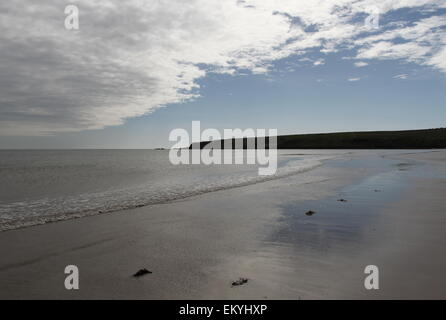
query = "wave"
(0, 158, 326, 232)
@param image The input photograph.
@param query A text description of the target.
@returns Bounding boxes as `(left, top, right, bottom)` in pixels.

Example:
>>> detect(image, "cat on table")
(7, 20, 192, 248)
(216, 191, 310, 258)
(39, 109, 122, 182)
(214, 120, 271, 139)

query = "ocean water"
(0, 150, 338, 231)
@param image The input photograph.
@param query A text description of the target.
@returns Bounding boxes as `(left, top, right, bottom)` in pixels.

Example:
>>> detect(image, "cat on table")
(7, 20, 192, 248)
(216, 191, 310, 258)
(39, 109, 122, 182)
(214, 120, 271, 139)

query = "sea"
(0, 149, 335, 231)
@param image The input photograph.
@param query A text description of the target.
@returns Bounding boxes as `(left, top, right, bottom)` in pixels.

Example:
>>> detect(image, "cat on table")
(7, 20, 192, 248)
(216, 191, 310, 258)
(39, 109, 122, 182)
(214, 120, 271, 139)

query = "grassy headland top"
(189, 128, 446, 149)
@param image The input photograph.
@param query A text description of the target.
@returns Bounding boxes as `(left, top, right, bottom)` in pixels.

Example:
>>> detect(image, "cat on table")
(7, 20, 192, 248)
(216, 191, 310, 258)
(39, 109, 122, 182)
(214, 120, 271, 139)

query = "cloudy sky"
(0, 0, 445, 148)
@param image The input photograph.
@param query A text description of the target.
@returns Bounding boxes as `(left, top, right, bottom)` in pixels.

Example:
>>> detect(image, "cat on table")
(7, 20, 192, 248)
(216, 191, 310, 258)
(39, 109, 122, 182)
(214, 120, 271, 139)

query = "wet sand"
(0, 150, 445, 299)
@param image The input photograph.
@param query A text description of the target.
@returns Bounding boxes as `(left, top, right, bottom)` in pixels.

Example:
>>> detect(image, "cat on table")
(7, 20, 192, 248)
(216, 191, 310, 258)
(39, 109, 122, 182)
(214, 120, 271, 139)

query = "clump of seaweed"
(232, 278, 249, 286)
(133, 268, 152, 277)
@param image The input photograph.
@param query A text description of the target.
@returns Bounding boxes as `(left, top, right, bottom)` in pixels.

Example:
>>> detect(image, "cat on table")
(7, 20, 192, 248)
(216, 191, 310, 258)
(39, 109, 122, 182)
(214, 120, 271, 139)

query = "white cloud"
(427, 46, 446, 72)
(356, 41, 432, 62)
(393, 74, 409, 79)
(313, 59, 325, 66)
(0, 0, 445, 135)
(354, 61, 369, 67)
(348, 77, 361, 81)
(354, 15, 446, 64)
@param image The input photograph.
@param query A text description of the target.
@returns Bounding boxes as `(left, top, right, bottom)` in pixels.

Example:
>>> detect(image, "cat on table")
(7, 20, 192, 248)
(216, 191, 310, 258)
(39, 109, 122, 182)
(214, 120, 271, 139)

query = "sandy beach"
(0, 150, 445, 299)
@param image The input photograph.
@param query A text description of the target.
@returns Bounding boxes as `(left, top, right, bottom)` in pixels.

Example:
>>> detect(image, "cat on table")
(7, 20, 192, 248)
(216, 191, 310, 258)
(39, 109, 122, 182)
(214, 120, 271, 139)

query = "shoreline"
(0, 150, 445, 299)
(0, 151, 331, 233)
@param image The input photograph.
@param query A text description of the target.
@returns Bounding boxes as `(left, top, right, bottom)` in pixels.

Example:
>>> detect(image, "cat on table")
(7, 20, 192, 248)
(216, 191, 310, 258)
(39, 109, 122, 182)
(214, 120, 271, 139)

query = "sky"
(0, 0, 445, 148)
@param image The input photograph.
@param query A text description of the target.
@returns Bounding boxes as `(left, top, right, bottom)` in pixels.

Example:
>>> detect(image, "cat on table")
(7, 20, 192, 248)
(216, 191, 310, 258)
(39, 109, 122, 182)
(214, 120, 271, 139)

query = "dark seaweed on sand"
(232, 278, 249, 286)
(133, 268, 152, 277)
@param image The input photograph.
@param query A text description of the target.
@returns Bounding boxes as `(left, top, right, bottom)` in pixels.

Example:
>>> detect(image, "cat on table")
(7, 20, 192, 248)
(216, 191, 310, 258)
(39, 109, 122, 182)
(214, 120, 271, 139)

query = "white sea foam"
(0, 150, 338, 231)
